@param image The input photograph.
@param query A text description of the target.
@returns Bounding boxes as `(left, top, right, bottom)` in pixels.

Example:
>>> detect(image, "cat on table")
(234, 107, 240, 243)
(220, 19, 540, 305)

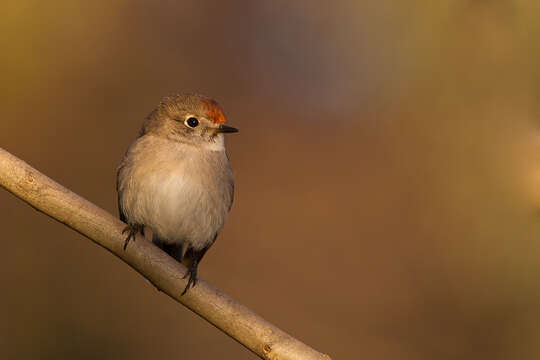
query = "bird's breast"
(118, 136, 234, 249)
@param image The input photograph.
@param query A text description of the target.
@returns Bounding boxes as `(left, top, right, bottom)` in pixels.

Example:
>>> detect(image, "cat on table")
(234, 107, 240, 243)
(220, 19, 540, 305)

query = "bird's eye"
(185, 117, 199, 128)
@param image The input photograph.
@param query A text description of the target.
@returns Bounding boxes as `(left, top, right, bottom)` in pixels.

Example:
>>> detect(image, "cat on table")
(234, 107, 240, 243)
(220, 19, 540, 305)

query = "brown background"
(2, 1, 540, 359)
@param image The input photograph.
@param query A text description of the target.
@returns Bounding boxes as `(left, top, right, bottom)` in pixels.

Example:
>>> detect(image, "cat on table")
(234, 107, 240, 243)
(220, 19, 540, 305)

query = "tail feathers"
(152, 234, 186, 264)
(152, 233, 215, 270)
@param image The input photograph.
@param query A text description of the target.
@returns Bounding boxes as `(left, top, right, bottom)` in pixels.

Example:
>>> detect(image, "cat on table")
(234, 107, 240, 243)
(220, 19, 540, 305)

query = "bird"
(116, 93, 238, 295)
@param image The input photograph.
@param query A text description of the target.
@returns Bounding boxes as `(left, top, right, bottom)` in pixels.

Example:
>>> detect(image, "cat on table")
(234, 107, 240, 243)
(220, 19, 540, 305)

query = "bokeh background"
(2, 1, 540, 359)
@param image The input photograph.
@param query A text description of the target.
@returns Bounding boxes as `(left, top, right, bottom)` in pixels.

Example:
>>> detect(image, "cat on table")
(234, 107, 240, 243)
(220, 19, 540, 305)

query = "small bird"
(117, 94, 238, 295)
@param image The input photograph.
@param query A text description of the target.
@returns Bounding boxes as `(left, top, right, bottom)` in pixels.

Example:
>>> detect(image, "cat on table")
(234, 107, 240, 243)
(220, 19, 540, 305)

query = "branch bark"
(0, 147, 331, 360)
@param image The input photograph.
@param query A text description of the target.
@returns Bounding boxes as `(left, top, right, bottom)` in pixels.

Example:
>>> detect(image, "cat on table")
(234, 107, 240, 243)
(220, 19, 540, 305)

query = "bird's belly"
(125, 171, 228, 250)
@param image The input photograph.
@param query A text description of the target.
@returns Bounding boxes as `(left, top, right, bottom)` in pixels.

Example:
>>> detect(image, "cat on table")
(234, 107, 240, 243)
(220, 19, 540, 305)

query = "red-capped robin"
(117, 94, 238, 295)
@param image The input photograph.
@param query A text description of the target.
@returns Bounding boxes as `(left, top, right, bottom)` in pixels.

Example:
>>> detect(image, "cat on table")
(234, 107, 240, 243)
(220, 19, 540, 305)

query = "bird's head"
(142, 94, 238, 148)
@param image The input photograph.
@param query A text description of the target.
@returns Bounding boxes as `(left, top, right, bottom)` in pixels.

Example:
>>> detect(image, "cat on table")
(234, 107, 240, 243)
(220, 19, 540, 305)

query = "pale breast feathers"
(117, 135, 234, 249)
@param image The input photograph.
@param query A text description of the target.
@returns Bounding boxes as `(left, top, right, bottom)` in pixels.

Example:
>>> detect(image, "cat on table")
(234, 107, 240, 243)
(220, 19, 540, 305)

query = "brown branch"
(0, 147, 331, 360)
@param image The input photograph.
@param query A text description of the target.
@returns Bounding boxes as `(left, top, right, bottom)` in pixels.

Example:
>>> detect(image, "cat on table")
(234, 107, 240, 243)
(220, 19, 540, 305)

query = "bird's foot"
(122, 224, 143, 250)
(181, 261, 199, 296)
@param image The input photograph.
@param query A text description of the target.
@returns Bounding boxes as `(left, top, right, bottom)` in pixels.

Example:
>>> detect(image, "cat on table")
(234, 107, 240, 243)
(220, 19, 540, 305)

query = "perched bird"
(117, 94, 238, 295)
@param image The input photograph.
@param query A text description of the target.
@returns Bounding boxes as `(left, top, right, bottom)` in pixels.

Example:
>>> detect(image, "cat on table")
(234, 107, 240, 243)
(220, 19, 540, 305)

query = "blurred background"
(1, 0, 540, 359)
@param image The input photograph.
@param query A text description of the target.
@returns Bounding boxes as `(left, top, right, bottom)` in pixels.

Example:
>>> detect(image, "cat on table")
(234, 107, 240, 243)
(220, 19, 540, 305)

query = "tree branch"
(0, 147, 331, 360)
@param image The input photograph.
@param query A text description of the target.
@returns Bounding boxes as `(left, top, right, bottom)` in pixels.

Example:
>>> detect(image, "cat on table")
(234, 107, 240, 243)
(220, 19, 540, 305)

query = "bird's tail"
(152, 233, 186, 264)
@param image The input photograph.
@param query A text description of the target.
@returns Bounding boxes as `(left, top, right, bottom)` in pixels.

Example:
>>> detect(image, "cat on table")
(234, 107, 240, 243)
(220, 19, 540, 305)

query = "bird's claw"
(122, 224, 142, 250)
(181, 261, 199, 296)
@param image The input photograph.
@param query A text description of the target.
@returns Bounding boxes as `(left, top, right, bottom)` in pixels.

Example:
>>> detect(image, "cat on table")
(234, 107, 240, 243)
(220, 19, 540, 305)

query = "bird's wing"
(228, 179, 235, 212)
(116, 162, 128, 223)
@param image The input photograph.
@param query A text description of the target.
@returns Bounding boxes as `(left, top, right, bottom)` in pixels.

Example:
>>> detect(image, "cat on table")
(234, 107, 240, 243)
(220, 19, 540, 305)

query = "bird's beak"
(215, 124, 239, 133)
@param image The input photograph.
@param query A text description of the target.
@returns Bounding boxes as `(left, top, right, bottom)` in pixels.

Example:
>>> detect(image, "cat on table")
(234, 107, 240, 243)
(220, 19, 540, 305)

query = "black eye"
(185, 117, 199, 128)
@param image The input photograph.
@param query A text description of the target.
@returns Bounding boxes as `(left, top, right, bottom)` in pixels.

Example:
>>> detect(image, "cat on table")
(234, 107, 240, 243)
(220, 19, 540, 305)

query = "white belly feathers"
(118, 135, 233, 250)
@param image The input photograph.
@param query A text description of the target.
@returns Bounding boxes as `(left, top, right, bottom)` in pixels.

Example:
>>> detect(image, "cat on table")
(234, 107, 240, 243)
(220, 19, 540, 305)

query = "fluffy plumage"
(117, 94, 236, 294)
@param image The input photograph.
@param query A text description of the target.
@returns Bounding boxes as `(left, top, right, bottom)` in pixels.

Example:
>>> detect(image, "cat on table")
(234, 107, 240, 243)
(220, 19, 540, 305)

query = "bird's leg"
(181, 259, 199, 296)
(122, 223, 143, 250)
(180, 247, 209, 296)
